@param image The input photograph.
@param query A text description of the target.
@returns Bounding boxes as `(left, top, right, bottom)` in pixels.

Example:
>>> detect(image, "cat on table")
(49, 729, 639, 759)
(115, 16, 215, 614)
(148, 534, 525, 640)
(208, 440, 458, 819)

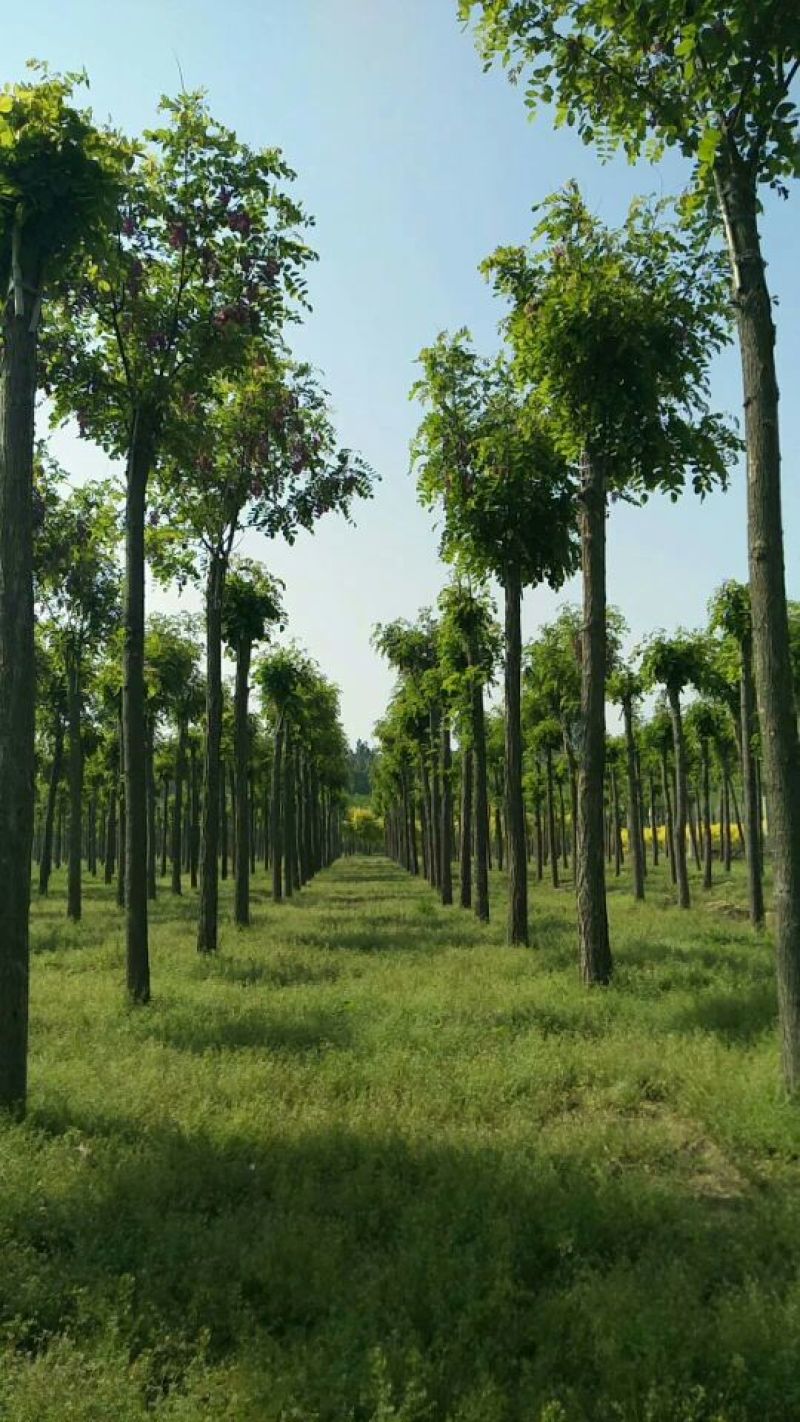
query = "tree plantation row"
(369, 586, 774, 948)
(0, 72, 373, 1117)
(1, 0, 800, 1127)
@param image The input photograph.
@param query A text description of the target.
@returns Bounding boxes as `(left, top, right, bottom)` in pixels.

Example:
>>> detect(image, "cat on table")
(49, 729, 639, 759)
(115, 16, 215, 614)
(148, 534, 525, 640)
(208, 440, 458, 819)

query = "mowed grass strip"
(1, 856, 799, 1421)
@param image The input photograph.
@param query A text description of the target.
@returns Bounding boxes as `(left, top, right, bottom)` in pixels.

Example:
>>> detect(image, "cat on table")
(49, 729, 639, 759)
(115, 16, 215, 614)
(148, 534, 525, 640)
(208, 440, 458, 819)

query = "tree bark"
(234, 636, 252, 926)
(66, 650, 83, 921)
(440, 712, 453, 905)
(459, 744, 473, 910)
(504, 570, 528, 944)
(575, 451, 611, 984)
(470, 665, 489, 923)
(171, 725, 186, 895)
(667, 687, 691, 909)
(0, 258, 37, 1113)
(123, 411, 156, 1002)
(39, 719, 64, 897)
(146, 716, 157, 902)
(198, 554, 225, 953)
(739, 629, 765, 927)
(622, 698, 645, 901)
(271, 715, 284, 900)
(546, 747, 559, 889)
(716, 155, 800, 1087)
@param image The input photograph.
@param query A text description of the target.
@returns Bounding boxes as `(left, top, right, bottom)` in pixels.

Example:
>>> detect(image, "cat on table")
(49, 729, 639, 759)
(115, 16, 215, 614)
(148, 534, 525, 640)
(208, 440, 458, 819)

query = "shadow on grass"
(138, 1002, 353, 1057)
(8, 1111, 800, 1419)
(669, 984, 778, 1045)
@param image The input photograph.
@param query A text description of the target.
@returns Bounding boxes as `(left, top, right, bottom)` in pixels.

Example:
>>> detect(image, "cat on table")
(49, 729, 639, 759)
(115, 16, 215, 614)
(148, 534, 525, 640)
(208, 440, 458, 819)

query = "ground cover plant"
(2, 853, 799, 1421)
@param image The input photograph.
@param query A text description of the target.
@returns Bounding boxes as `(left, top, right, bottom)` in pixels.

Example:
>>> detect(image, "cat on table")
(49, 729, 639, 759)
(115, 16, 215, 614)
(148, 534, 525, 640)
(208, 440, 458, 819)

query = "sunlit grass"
(1, 854, 797, 1420)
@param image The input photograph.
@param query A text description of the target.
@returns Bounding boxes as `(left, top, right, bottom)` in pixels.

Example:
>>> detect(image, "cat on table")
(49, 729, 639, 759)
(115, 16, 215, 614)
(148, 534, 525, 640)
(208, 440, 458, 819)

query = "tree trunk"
(649, 775, 659, 868)
(189, 744, 199, 889)
(234, 636, 252, 926)
(661, 748, 677, 885)
(504, 570, 528, 944)
(105, 784, 117, 886)
(459, 744, 473, 910)
(198, 554, 225, 953)
(702, 740, 713, 891)
(271, 716, 284, 901)
(160, 777, 169, 880)
(429, 708, 442, 891)
(123, 412, 156, 1002)
(39, 720, 63, 897)
(546, 747, 559, 889)
(740, 630, 765, 926)
(440, 712, 453, 905)
(171, 726, 186, 895)
(66, 650, 83, 921)
(667, 687, 691, 909)
(622, 698, 645, 901)
(716, 155, 800, 1086)
(0, 261, 37, 1113)
(575, 451, 611, 984)
(146, 716, 157, 903)
(470, 664, 489, 923)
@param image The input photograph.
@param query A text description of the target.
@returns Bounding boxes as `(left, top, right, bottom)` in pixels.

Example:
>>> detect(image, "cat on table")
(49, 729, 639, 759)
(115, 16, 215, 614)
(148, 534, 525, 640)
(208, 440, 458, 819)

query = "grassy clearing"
(1, 856, 799, 1420)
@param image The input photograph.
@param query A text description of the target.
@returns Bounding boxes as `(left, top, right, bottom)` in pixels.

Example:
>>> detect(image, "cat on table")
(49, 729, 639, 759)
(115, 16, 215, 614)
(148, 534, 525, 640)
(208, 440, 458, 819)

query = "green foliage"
(221, 559, 285, 652)
(412, 332, 578, 590)
(483, 184, 739, 496)
(34, 459, 121, 663)
(0, 64, 126, 299)
(459, 0, 800, 198)
(640, 631, 710, 697)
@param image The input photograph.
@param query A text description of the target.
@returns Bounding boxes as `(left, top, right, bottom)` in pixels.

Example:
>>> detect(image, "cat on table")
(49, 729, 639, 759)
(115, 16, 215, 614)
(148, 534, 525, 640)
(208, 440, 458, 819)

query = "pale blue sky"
(12, 1, 800, 740)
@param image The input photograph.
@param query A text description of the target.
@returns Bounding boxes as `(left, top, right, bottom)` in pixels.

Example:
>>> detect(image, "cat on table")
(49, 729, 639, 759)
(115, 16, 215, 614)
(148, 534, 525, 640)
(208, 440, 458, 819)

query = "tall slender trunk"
(723, 774, 733, 873)
(460, 743, 473, 910)
(470, 661, 489, 922)
(429, 707, 442, 891)
(220, 767, 228, 881)
(171, 725, 186, 895)
(160, 776, 169, 879)
(739, 629, 765, 927)
(123, 411, 155, 1002)
(667, 687, 691, 909)
(234, 635, 252, 926)
(189, 743, 199, 889)
(39, 719, 64, 896)
(146, 716, 157, 903)
(105, 784, 117, 886)
(610, 763, 622, 878)
(271, 715, 284, 901)
(622, 698, 644, 901)
(88, 788, 98, 877)
(504, 570, 528, 944)
(715, 154, 800, 1088)
(198, 554, 225, 953)
(284, 728, 296, 896)
(701, 740, 713, 891)
(576, 451, 611, 984)
(649, 775, 659, 868)
(66, 649, 83, 921)
(440, 712, 453, 905)
(0, 248, 38, 1113)
(661, 748, 676, 886)
(546, 747, 559, 889)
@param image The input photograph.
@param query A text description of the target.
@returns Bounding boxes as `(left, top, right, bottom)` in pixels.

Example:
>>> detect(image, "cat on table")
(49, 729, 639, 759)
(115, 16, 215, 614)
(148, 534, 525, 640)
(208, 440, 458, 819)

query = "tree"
(641, 632, 709, 908)
(413, 332, 578, 944)
(608, 664, 646, 902)
(708, 580, 765, 927)
(0, 67, 123, 1115)
(34, 466, 120, 921)
(157, 353, 371, 953)
(459, 0, 800, 1086)
(484, 186, 736, 983)
(222, 559, 284, 926)
(46, 90, 316, 999)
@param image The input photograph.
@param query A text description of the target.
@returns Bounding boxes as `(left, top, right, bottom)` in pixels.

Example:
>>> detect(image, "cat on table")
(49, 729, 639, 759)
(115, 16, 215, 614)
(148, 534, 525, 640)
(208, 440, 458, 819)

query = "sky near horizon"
(10, 2, 800, 742)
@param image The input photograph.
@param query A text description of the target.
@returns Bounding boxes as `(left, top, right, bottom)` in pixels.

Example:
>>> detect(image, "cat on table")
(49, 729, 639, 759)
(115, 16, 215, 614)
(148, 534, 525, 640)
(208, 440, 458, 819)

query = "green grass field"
(2, 856, 799, 1421)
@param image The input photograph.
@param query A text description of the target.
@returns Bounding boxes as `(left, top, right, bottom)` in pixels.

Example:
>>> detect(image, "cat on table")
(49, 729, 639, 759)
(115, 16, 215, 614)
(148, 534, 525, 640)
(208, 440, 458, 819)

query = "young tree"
(460, 0, 800, 1085)
(34, 468, 120, 921)
(607, 664, 646, 902)
(641, 633, 709, 909)
(484, 186, 735, 982)
(222, 559, 285, 926)
(46, 90, 315, 998)
(0, 68, 123, 1114)
(708, 580, 765, 928)
(158, 356, 371, 953)
(413, 333, 578, 944)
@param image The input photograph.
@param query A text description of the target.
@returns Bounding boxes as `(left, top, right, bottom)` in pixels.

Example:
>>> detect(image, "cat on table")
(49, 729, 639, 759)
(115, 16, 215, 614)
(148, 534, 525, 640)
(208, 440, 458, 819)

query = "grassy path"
(2, 856, 800, 1420)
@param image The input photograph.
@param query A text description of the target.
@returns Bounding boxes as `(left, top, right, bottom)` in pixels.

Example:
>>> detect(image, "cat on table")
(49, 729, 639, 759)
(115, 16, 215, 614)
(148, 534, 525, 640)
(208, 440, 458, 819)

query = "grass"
(1, 854, 799, 1420)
